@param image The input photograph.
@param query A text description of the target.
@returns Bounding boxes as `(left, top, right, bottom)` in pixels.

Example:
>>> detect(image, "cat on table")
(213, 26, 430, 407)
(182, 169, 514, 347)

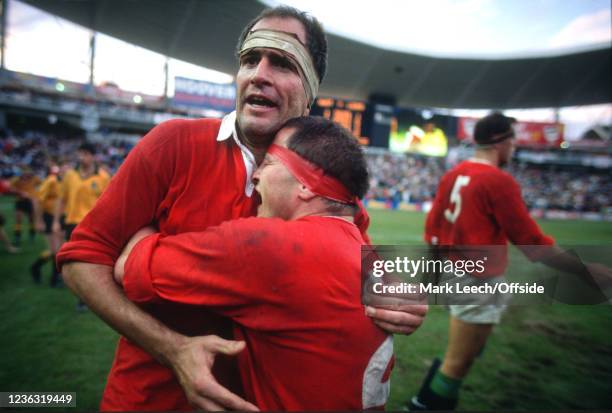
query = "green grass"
(1, 199, 611, 410)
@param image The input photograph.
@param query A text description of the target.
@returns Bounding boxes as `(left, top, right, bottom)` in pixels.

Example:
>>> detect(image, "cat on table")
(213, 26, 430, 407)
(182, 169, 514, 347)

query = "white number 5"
(444, 175, 471, 223)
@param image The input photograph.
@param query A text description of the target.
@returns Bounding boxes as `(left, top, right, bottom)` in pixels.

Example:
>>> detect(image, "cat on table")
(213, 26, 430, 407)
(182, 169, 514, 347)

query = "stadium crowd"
(0, 129, 133, 177)
(365, 152, 611, 213)
(1, 129, 610, 214)
(366, 152, 445, 205)
(508, 164, 611, 212)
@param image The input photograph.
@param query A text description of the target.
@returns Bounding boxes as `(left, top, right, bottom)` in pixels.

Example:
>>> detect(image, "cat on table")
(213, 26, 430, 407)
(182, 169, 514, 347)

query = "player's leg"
(14, 203, 23, 245)
(64, 224, 76, 243)
(30, 249, 51, 284)
(31, 212, 54, 284)
(49, 228, 64, 287)
(408, 305, 501, 411)
(25, 199, 36, 242)
(441, 315, 493, 379)
(50, 215, 66, 287)
(0, 214, 18, 253)
(49, 214, 65, 254)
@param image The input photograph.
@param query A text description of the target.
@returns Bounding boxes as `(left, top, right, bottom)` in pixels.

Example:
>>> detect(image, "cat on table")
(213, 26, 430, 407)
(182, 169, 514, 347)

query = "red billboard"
(458, 117, 564, 147)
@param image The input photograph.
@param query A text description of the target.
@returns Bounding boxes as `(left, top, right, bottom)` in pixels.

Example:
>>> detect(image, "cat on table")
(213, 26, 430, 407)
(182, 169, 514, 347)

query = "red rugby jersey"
(57, 114, 258, 410)
(425, 160, 554, 276)
(123, 216, 393, 411)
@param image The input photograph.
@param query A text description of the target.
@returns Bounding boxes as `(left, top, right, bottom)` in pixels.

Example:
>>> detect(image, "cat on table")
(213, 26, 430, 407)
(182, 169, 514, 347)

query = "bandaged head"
(239, 29, 320, 106)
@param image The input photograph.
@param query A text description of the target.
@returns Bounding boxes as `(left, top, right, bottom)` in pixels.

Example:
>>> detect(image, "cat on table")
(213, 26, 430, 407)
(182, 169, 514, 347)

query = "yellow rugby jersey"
(10, 175, 42, 199)
(62, 167, 110, 225)
(38, 174, 62, 215)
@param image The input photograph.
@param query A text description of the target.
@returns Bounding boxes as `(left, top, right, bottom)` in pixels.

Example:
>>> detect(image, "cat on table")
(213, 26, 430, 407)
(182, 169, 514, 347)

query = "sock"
(409, 358, 459, 411)
(430, 369, 462, 399)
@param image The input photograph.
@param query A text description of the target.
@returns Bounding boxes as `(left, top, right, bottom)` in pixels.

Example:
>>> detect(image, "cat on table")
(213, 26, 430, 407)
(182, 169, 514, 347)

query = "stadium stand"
(2, 126, 610, 219)
(365, 150, 611, 217)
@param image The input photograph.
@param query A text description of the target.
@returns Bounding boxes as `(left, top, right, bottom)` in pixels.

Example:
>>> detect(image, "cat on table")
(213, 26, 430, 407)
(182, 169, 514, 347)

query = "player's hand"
(169, 335, 259, 411)
(365, 304, 428, 335)
(113, 226, 157, 284)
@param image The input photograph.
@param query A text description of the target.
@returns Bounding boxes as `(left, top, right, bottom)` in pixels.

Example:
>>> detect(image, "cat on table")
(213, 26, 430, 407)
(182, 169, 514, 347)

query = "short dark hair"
(474, 112, 516, 145)
(236, 6, 328, 84)
(79, 142, 96, 155)
(281, 116, 369, 202)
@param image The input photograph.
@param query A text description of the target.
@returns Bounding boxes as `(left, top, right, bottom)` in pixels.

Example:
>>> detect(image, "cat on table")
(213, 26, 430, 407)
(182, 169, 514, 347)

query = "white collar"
(216, 111, 257, 197)
(216, 110, 237, 142)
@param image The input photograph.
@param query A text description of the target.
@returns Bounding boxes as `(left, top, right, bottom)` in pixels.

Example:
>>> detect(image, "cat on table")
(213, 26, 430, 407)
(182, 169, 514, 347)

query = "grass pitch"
(1, 199, 611, 410)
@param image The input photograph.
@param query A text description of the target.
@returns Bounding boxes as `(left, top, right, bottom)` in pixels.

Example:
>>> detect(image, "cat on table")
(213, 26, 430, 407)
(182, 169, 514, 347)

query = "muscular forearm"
(62, 261, 186, 367)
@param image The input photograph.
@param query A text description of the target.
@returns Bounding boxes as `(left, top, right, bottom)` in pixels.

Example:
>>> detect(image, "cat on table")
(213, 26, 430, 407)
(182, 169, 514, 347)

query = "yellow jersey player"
(9, 166, 41, 245)
(31, 161, 65, 286)
(53, 143, 110, 310)
(54, 143, 110, 240)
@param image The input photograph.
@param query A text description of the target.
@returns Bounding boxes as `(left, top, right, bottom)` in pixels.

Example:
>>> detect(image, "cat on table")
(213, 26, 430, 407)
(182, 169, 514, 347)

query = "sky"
(4, 0, 611, 138)
(264, 0, 611, 58)
(5, 0, 234, 96)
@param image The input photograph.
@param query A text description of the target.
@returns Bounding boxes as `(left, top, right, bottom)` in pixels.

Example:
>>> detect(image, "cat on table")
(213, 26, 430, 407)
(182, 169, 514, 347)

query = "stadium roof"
(23, 0, 612, 109)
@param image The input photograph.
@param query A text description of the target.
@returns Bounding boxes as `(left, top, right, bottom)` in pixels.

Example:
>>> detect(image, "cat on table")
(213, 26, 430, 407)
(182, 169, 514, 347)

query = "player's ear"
(297, 184, 317, 201)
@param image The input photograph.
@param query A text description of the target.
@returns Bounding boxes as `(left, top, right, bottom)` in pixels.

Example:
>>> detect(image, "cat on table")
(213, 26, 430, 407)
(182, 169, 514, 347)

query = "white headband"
(239, 29, 319, 105)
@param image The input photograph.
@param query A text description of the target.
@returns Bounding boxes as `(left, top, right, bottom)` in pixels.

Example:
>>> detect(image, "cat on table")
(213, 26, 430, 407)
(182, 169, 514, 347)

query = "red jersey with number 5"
(425, 160, 554, 275)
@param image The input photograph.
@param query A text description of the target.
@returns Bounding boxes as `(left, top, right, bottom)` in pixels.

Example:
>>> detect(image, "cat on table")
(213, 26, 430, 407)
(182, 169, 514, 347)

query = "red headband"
(267, 144, 371, 244)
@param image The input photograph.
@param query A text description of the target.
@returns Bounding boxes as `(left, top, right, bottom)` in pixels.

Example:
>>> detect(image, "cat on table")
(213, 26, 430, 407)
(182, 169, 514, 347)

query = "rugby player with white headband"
(57, 6, 427, 411)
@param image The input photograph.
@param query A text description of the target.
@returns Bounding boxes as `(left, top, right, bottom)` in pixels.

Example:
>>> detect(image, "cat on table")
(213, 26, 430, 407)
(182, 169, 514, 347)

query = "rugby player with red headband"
(113, 116, 394, 410)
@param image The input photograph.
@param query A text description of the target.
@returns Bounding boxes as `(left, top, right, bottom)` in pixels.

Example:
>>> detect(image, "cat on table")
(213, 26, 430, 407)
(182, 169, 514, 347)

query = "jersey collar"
(216, 111, 257, 197)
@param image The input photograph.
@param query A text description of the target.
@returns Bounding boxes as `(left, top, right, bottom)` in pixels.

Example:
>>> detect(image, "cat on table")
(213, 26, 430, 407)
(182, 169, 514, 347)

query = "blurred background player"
(408, 112, 611, 411)
(408, 112, 550, 411)
(9, 166, 41, 245)
(0, 177, 19, 253)
(54, 143, 110, 309)
(54, 143, 109, 241)
(30, 159, 66, 286)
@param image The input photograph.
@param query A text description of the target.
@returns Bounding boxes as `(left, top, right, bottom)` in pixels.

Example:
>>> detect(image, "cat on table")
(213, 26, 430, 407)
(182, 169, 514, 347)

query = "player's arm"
(117, 221, 272, 317)
(490, 176, 554, 249)
(491, 177, 612, 288)
(116, 220, 428, 336)
(58, 122, 257, 412)
(63, 262, 257, 411)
